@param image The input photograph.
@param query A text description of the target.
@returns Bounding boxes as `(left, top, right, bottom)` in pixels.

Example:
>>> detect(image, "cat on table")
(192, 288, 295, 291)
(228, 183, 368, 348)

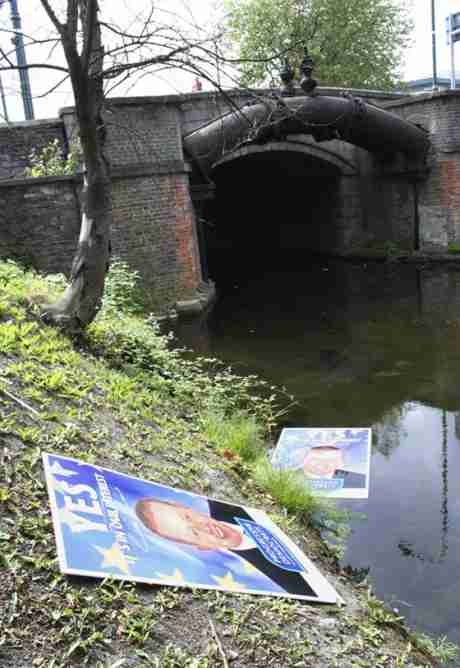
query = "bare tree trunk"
(42, 123, 111, 329)
(41, 0, 111, 330)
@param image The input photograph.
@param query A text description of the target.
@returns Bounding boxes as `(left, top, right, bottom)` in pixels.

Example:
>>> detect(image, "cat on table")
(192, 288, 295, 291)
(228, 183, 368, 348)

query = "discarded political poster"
(271, 428, 371, 499)
(42, 453, 341, 603)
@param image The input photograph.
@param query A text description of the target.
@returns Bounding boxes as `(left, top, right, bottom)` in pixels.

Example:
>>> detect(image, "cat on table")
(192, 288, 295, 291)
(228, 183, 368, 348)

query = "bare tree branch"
(0, 46, 14, 68)
(100, 6, 155, 42)
(0, 63, 69, 74)
(39, 0, 64, 34)
(101, 41, 205, 79)
(0, 28, 60, 48)
(33, 74, 70, 99)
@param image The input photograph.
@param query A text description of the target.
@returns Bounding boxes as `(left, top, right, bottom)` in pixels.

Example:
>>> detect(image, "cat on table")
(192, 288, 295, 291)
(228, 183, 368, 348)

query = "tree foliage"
(224, 0, 413, 90)
(24, 138, 80, 178)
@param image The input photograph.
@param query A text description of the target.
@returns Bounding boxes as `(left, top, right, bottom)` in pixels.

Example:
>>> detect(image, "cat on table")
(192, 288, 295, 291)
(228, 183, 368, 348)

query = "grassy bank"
(0, 259, 457, 667)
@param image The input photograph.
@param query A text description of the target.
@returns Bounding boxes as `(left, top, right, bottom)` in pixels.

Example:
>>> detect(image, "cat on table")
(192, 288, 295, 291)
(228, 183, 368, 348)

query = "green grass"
(202, 411, 323, 523)
(202, 410, 263, 462)
(448, 242, 460, 255)
(252, 456, 321, 519)
(413, 632, 460, 663)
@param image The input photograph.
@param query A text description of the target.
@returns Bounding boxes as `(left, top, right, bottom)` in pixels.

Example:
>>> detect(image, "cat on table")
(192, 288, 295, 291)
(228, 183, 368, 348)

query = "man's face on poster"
(136, 499, 244, 551)
(303, 446, 344, 478)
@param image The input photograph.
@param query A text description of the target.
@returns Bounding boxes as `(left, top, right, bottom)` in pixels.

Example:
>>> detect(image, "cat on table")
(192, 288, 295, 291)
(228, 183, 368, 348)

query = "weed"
(202, 410, 263, 462)
(252, 456, 321, 520)
(100, 258, 144, 316)
(383, 240, 406, 258)
(448, 242, 460, 255)
(413, 632, 460, 663)
(156, 644, 209, 667)
(118, 607, 156, 644)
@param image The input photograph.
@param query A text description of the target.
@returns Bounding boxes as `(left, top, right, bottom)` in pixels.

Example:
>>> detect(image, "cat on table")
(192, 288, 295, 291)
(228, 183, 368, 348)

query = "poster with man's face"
(42, 453, 341, 603)
(271, 428, 372, 499)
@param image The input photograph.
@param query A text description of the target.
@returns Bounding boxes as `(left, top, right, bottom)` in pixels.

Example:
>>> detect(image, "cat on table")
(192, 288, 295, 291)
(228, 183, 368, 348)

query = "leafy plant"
(87, 315, 281, 427)
(24, 138, 80, 178)
(448, 242, 460, 255)
(157, 644, 209, 667)
(383, 240, 405, 259)
(0, 259, 66, 310)
(202, 410, 263, 462)
(100, 258, 144, 315)
(413, 633, 460, 663)
(253, 456, 321, 519)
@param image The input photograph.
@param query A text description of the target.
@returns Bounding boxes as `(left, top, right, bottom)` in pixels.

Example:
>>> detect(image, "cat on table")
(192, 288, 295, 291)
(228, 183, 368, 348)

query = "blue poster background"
(43, 453, 319, 598)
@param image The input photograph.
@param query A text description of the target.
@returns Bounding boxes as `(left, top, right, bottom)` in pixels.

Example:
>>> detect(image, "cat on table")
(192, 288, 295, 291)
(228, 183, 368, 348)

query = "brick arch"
(404, 113, 430, 134)
(212, 138, 358, 176)
(183, 94, 429, 181)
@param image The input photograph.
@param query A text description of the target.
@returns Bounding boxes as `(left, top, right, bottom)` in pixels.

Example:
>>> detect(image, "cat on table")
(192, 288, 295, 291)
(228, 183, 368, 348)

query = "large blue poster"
(43, 453, 341, 603)
(271, 428, 372, 499)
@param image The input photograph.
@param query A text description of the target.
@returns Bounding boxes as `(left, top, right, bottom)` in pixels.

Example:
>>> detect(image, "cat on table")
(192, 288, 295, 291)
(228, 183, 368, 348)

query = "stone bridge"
(1, 87, 460, 314)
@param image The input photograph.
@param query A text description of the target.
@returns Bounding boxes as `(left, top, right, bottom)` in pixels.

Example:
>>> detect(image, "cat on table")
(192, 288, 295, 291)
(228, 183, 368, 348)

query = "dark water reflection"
(172, 259, 460, 646)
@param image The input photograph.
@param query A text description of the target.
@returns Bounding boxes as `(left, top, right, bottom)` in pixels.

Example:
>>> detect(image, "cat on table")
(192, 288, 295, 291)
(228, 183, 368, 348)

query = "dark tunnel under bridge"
(183, 94, 430, 282)
(199, 143, 346, 280)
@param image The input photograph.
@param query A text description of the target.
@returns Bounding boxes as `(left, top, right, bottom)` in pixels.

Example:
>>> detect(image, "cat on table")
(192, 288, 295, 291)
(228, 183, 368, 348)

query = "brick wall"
(111, 170, 201, 312)
(0, 169, 202, 313)
(387, 91, 460, 250)
(99, 100, 202, 311)
(104, 103, 184, 166)
(0, 99, 204, 314)
(0, 119, 66, 180)
(0, 176, 80, 273)
(345, 173, 416, 253)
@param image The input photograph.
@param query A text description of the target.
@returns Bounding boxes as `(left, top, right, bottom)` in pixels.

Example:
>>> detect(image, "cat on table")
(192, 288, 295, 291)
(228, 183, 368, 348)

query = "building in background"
(405, 72, 460, 92)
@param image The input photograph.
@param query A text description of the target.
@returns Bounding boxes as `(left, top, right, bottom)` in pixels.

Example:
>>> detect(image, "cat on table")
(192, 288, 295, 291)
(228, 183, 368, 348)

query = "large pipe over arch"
(183, 94, 430, 178)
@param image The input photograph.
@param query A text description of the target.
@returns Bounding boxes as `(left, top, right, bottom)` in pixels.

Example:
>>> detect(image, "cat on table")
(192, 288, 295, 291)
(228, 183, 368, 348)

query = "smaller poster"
(42, 453, 341, 604)
(271, 428, 371, 499)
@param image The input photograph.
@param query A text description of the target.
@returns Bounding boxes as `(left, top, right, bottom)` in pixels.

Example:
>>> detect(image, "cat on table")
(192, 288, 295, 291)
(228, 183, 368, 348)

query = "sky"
(2, 0, 460, 122)
(405, 0, 460, 81)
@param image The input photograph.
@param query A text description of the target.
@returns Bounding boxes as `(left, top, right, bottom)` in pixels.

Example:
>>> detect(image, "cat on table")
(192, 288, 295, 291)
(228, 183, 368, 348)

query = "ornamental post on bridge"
(280, 60, 296, 97)
(299, 49, 317, 96)
(279, 48, 318, 97)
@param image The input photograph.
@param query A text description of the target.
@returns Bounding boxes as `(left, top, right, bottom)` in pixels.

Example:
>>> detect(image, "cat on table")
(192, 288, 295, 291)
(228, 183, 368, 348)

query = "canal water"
(172, 258, 460, 647)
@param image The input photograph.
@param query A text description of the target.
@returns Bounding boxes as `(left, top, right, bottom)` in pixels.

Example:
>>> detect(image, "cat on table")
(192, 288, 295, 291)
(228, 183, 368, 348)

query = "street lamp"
(9, 0, 34, 120)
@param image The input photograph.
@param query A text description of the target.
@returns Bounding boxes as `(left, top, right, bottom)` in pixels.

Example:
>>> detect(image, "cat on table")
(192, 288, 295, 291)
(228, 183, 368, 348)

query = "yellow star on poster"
(211, 571, 247, 591)
(155, 568, 185, 584)
(94, 541, 131, 576)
